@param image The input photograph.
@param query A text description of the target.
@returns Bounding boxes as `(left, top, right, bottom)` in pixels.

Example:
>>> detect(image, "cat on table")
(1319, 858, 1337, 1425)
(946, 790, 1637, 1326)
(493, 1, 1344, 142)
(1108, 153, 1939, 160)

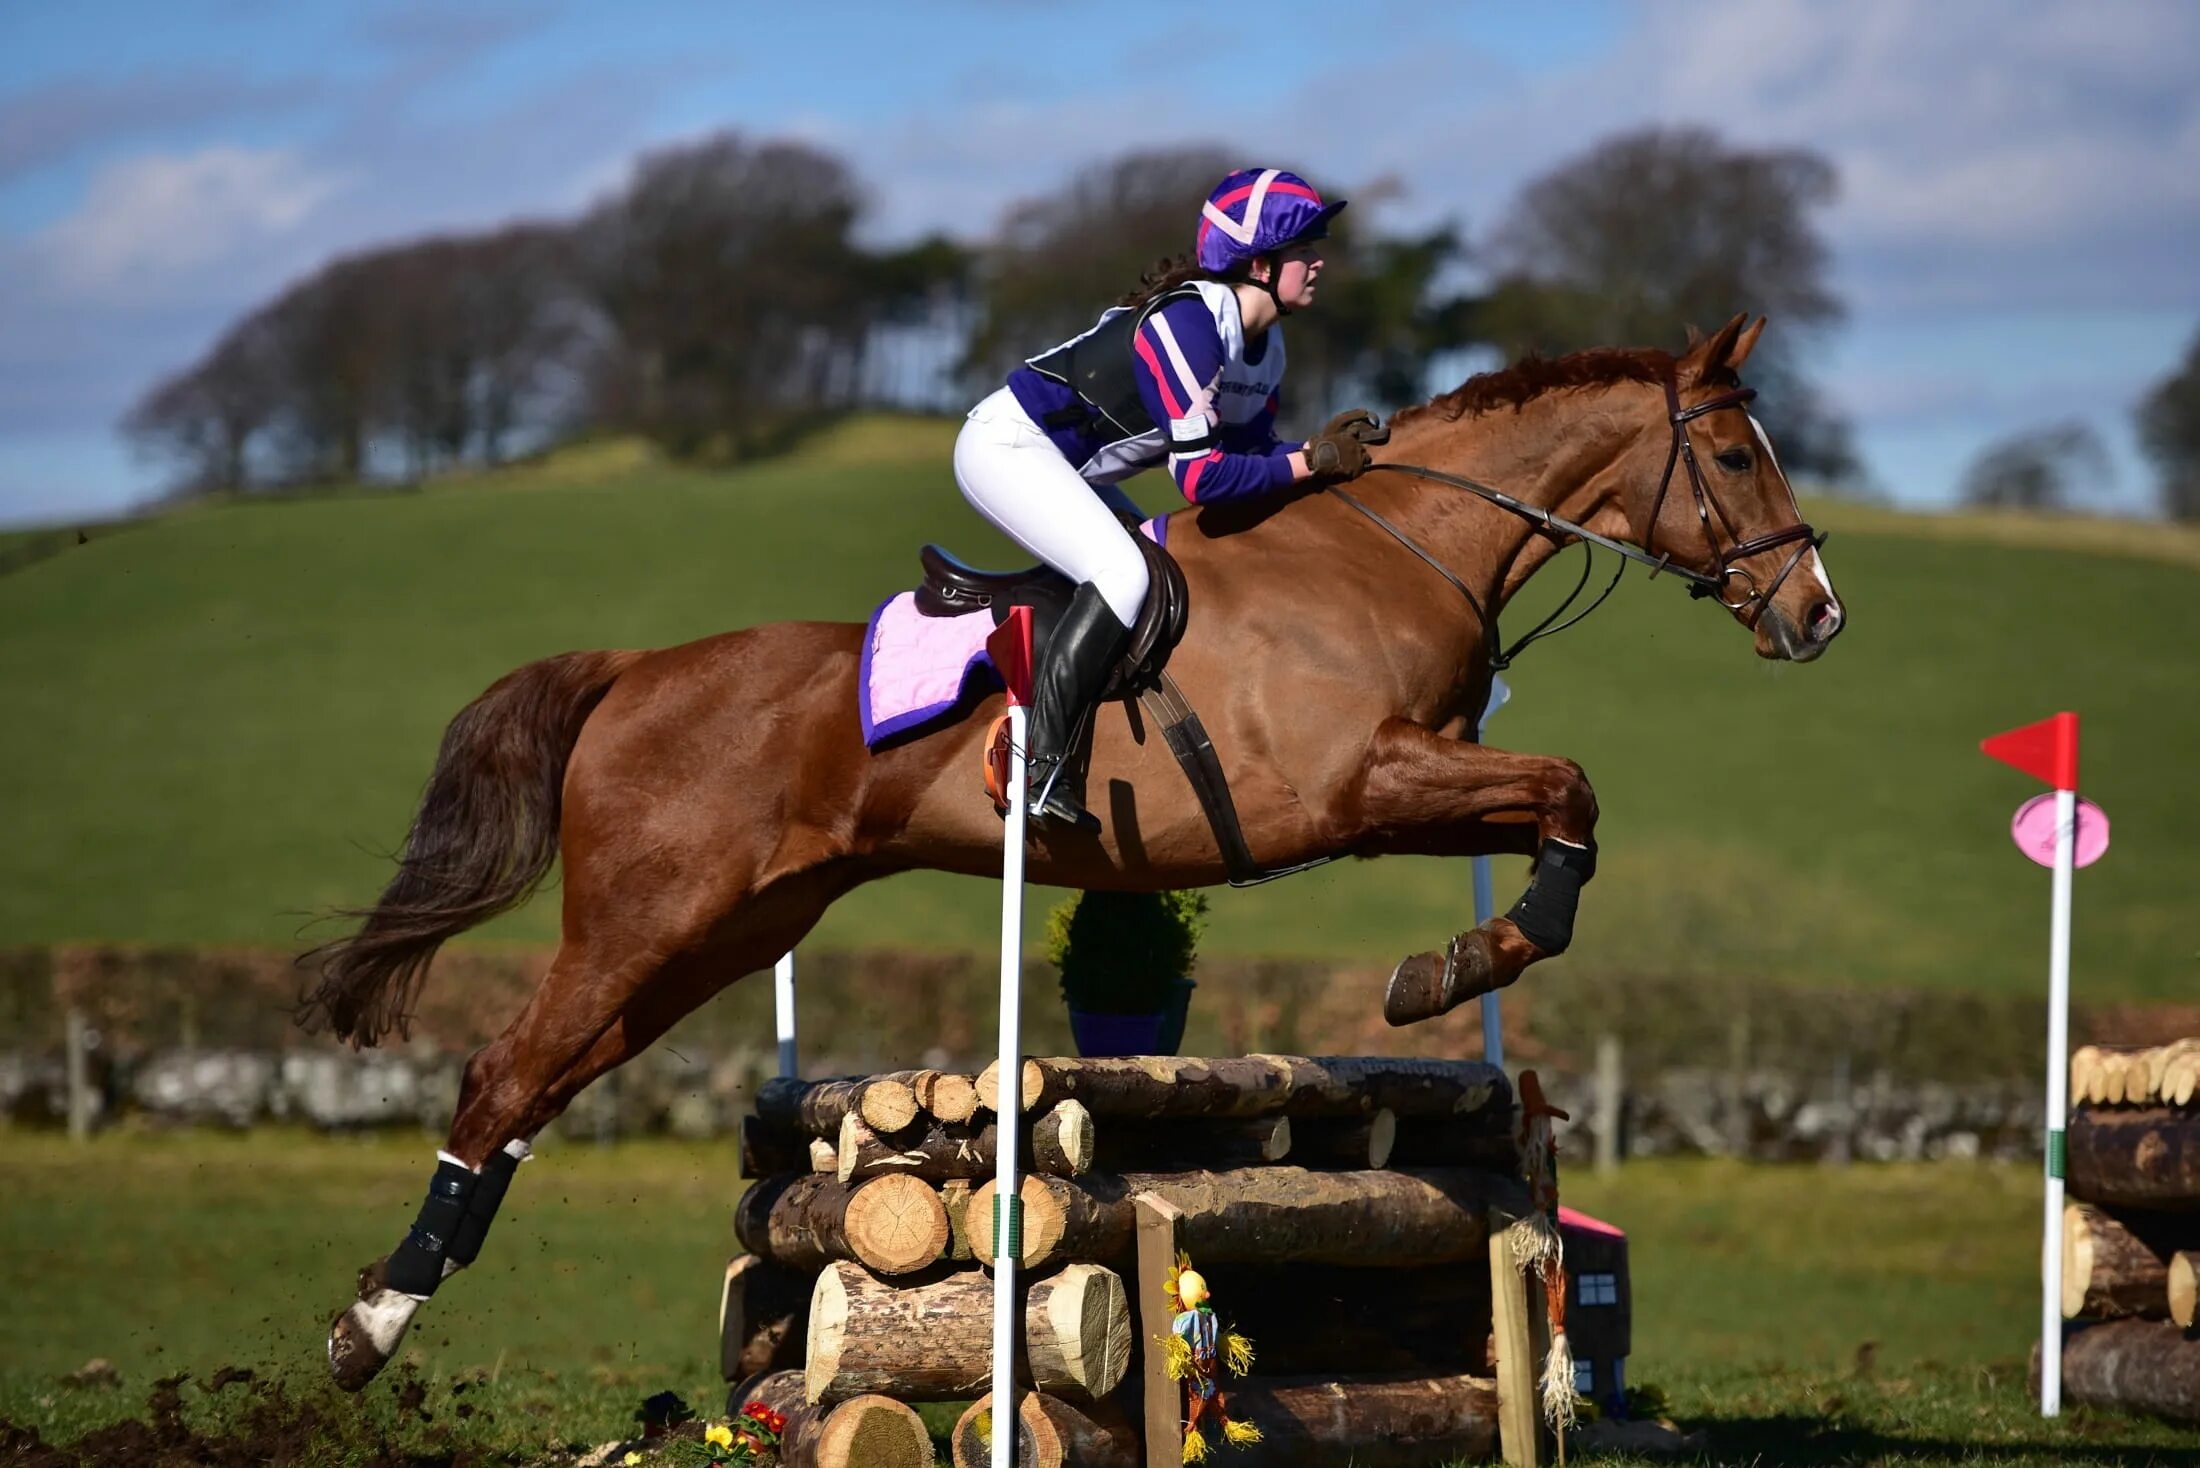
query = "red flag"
(1981, 711, 2079, 792)
(986, 606, 1035, 708)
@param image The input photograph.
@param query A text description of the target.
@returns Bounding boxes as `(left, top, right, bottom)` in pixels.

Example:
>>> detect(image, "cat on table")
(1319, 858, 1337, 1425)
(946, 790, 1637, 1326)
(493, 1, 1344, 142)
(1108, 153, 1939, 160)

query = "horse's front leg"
(1348, 718, 1599, 1025)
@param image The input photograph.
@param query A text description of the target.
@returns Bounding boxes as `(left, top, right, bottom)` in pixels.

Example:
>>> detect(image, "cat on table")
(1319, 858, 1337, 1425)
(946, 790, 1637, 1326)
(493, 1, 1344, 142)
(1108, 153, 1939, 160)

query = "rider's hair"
(1119, 252, 1246, 309)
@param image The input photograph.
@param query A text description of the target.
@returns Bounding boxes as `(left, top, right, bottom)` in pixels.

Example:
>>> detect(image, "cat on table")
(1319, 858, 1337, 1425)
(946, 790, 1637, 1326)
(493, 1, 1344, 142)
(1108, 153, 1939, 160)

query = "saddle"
(914, 531, 1189, 700)
(908, 531, 1321, 888)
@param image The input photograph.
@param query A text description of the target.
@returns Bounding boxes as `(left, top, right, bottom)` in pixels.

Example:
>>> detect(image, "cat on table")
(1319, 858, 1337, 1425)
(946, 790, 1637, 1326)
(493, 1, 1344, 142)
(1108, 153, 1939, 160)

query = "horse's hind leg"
(1346, 718, 1599, 1026)
(327, 869, 851, 1390)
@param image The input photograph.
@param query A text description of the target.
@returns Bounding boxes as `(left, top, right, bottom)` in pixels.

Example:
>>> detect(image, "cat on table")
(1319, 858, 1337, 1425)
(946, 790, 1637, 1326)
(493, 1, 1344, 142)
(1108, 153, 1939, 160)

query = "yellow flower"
(623, 1454, 642, 1466)
(704, 1424, 734, 1450)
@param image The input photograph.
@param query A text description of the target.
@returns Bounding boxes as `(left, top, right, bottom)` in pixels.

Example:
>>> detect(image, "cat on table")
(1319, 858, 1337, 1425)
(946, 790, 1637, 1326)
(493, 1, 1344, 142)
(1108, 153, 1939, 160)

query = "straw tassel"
(1516, 1071, 1578, 1439)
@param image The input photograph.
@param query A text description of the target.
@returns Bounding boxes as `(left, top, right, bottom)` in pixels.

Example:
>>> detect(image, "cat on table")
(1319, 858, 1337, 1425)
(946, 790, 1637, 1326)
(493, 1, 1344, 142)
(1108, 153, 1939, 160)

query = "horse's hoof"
(1384, 949, 1449, 1026)
(327, 1258, 421, 1393)
(1383, 932, 1496, 1026)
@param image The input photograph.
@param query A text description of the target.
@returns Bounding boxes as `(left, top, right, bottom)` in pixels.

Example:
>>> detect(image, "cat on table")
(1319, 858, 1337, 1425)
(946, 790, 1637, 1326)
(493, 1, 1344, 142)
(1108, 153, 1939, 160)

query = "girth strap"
(1136, 672, 1336, 888)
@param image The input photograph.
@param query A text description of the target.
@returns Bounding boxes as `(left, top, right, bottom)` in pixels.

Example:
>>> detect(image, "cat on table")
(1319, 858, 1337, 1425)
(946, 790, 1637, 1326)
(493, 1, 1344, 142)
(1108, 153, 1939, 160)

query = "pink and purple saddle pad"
(859, 516, 1168, 747)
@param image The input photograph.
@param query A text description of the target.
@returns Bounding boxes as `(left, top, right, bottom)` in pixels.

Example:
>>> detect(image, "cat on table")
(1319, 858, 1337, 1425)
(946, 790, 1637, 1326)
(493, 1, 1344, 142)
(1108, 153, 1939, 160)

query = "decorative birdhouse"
(1558, 1206, 1631, 1415)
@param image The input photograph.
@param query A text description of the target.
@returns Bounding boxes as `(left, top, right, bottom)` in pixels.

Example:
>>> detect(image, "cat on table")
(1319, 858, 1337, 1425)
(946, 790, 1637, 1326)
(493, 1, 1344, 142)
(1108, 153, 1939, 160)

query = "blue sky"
(2, 0, 2195, 524)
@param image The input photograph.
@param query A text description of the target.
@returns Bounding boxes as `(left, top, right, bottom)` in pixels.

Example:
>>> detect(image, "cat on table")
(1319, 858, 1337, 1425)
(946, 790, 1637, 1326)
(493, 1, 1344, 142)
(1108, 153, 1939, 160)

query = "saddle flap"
(1111, 532, 1188, 696)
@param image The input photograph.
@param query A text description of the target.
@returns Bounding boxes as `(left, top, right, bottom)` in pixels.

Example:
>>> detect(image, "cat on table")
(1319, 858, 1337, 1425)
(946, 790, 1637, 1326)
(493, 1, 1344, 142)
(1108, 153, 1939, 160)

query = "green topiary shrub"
(1045, 889, 1208, 1015)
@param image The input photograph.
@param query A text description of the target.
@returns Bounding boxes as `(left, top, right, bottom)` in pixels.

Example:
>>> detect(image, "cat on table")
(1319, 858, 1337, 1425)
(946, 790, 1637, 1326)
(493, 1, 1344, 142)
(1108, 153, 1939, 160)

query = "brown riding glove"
(1302, 408, 1391, 482)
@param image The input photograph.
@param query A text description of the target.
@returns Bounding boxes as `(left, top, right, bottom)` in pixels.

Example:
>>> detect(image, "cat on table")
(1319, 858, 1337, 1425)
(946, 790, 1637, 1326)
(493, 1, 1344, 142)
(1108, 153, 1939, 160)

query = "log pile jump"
(2041, 1041, 2200, 1424)
(721, 1054, 1572, 1467)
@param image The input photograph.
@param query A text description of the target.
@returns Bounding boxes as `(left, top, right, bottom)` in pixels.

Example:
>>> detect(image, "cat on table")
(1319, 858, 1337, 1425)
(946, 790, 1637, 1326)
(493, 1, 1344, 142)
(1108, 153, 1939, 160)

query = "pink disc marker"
(2010, 793, 2110, 870)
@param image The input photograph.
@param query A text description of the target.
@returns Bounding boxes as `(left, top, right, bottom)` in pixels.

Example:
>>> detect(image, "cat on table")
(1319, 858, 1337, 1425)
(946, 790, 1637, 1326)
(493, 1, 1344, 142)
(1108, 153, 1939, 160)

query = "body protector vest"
(1023, 280, 1288, 486)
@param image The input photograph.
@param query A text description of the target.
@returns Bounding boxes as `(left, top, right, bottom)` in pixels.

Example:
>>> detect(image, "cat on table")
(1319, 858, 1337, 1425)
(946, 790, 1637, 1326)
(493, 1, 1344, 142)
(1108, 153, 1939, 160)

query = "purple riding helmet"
(1195, 167, 1347, 276)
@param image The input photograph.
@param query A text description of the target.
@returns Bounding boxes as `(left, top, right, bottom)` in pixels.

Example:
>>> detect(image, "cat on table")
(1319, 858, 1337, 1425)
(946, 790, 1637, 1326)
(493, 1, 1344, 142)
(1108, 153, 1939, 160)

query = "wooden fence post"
(1593, 1033, 1621, 1174)
(1487, 1203, 1545, 1468)
(65, 1007, 93, 1142)
(1134, 1193, 1186, 1468)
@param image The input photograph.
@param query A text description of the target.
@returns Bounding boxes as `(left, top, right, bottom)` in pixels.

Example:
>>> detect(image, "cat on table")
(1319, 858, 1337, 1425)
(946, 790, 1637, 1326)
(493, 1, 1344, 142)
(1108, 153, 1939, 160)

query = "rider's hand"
(1303, 408, 1389, 482)
(1321, 408, 1391, 447)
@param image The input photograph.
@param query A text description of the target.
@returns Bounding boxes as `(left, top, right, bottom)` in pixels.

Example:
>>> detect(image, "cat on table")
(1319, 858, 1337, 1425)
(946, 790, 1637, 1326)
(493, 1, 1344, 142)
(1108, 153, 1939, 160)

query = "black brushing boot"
(1026, 581, 1131, 833)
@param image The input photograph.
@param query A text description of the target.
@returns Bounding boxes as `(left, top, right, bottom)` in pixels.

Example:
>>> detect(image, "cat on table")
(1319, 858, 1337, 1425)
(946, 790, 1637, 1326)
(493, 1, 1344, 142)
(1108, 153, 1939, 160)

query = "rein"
(1334, 379, 1825, 671)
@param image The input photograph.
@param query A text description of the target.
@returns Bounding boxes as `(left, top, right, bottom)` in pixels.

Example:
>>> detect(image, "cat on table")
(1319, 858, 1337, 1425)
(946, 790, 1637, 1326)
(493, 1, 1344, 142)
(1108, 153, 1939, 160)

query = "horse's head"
(1633, 313, 1844, 663)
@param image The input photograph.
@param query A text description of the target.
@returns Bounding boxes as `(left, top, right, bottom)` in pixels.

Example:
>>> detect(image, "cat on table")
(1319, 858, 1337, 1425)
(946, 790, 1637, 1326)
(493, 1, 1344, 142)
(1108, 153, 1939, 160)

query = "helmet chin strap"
(1258, 254, 1294, 317)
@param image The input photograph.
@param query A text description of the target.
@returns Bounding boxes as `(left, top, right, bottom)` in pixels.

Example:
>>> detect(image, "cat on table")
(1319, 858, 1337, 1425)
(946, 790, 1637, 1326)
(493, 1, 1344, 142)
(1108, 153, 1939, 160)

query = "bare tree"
(125, 221, 594, 495)
(465, 224, 592, 464)
(254, 251, 392, 484)
(375, 226, 592, 476)
(121, 314, 282, 496)
(1959, 421, 2110, 511)
(2138, 326, 2200, 521)
(1481, 126, 1855, 479)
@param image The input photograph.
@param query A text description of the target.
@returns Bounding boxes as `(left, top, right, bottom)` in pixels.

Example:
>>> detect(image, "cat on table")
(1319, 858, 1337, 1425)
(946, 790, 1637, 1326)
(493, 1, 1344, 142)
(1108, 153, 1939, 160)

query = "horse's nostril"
(1808, 600, 1843, 640)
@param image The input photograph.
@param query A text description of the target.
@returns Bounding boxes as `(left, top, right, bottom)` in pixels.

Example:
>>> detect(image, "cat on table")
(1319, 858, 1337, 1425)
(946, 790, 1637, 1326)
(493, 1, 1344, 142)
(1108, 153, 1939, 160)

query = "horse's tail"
(297, 648, 645, 1047)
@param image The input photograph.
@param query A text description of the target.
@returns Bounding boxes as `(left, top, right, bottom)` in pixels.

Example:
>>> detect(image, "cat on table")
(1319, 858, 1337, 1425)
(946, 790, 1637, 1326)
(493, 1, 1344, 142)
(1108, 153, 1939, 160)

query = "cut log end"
(841, 1174, 950, 1275)
(1368, 1108, 1397, 1168)
(968, 1175, 1079, 1270)
(860, 1078, 922, 1135)
(975, 1058, 1046, 1115)
(951, 1392, 1137, 1468)
(2173, 1251, 2198, 1330)
(1032, 1100, 1095, 1177)
(921, 1072, 980, 1125)
(1029, 1262, 1132, 1398)
(2063, 1204, 2092, 1319)
(813, 1394, 935, 1468)
(804, 1264, 852, 1404)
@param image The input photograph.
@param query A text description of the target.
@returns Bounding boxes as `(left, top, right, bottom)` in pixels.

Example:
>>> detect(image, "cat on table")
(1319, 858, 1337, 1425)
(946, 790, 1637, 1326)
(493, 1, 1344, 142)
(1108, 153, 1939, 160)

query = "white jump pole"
(773, 952, 798, 1078)
(1473, 675, 1512, 1069)
(985, 609, 1036, 1468)
(1980, 709, 2083, 1419)
(2040, 783, 2075, 1417)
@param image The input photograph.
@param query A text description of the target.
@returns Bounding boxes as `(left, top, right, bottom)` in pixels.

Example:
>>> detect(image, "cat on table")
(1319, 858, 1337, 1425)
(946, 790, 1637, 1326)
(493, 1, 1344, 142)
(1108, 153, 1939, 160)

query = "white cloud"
(814, 1, 2198, 319)
(34, 146, 347, 302)
(1606, 0, 2200, 311)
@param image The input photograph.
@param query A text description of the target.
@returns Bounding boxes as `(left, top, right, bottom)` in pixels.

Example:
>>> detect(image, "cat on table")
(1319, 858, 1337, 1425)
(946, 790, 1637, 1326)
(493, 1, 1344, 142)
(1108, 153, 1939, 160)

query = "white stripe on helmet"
(1200, 168, 1279, 246)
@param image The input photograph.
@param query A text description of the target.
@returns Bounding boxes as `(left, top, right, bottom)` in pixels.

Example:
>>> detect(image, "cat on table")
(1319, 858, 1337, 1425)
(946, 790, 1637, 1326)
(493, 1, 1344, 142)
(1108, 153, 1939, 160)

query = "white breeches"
(954, 387, 1150, 626)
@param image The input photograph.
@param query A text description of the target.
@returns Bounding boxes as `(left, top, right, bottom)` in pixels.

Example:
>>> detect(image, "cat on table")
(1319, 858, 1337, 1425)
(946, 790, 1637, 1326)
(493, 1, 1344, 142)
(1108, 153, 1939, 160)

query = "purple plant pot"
(1067, 980, 1196, 1057)
(1067, 1010, 1166, 1057)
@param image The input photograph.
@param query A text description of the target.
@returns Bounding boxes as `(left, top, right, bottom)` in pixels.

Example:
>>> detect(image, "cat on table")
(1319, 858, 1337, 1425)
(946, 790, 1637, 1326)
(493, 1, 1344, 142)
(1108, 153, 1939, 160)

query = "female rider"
(954, 167, 1386, 832)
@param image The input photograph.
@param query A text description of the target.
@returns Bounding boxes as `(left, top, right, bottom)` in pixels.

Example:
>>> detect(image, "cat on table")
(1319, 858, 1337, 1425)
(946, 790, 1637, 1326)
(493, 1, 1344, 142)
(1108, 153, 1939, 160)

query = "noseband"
(1333, 372, 1828, 670)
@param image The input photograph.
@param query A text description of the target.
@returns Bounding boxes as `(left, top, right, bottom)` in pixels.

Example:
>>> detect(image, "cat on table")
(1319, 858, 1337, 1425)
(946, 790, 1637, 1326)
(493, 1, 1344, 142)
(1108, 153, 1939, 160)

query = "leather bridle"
(1332, 372, 1828, 670)
(1653, 379, 1825, 617)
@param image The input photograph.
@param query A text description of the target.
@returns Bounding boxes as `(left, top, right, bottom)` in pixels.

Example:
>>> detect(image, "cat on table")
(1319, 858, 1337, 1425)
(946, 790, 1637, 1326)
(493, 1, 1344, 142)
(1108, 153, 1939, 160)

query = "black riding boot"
(1026, 582, 1131, 833)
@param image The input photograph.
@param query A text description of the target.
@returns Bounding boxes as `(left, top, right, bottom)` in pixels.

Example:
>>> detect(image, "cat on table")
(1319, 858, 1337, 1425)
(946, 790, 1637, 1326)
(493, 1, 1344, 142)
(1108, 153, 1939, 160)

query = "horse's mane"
(1391, 346, 1681, 427)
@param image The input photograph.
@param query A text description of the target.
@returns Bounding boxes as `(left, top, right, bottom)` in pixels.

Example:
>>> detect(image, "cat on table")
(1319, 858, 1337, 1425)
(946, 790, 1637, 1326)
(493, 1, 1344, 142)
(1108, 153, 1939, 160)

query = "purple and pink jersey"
(1008, 280, 1300, 506)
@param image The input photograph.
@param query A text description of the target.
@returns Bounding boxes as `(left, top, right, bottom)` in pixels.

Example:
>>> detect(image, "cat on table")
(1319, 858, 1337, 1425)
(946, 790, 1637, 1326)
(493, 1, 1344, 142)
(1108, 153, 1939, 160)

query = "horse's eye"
(1714, 448, 1753, 472)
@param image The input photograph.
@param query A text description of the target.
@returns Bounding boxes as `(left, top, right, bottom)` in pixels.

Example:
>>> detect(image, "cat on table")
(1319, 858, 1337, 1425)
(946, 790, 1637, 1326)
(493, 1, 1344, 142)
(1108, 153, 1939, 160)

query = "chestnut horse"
(313, 313, 1841, 1386)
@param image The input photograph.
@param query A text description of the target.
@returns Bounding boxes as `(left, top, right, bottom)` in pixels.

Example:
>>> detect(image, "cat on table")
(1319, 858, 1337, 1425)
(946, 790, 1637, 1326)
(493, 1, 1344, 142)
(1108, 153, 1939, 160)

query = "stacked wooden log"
(724, 1056, 1548, 1467)
(2040, 1041, 2200, 1424)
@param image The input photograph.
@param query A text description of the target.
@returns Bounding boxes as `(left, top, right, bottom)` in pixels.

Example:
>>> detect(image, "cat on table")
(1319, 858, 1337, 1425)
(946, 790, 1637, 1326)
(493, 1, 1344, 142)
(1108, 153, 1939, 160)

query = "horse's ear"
(1728, 316, 1768, 374)
(1681, 312, 1749, 382)
(1683, 322, 1704, 347)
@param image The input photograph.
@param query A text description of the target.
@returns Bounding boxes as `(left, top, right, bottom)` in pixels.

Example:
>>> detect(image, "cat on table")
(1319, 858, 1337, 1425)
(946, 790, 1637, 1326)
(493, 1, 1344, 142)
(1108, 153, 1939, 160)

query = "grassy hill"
(5, 415, 2196, 1000)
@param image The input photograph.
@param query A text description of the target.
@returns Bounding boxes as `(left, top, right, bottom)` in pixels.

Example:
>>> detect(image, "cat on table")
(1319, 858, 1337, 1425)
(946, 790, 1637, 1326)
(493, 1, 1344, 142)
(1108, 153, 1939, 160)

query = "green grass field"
(4, 416, 2197, 998)
(2, 1132, 2193, 1466)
